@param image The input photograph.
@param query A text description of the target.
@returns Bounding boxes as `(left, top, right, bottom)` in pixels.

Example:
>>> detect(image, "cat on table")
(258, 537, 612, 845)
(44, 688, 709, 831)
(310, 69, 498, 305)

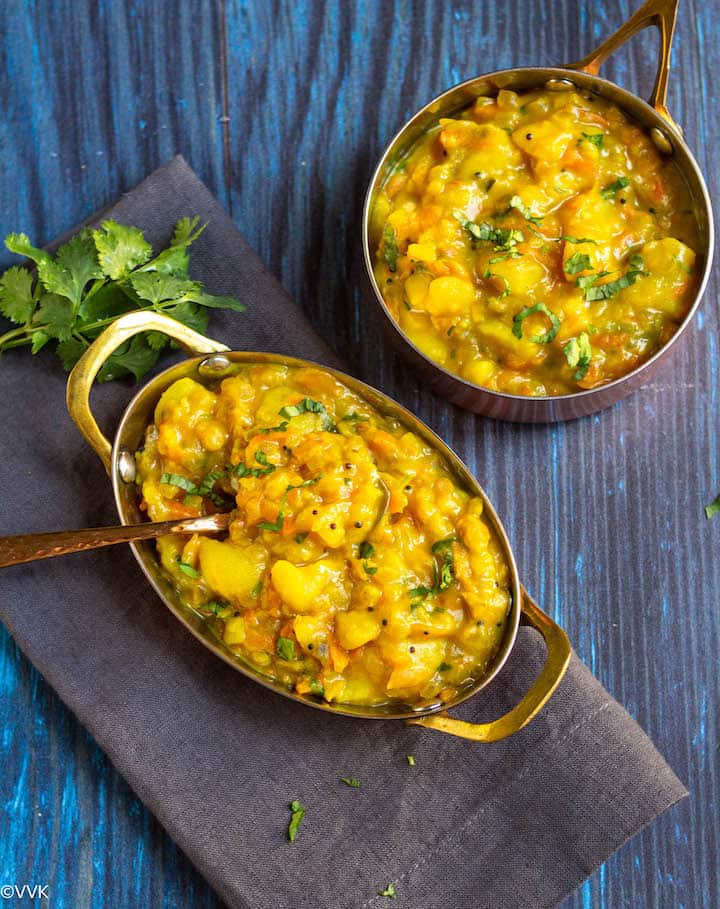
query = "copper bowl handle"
(567, 0, 680, 129)
(406, 590, 571, 742)
(66, 311, 229, 474)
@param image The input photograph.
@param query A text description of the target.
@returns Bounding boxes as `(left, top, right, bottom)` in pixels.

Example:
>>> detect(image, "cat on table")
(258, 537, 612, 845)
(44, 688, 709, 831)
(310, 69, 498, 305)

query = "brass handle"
(566, 0, 679, 129)
(66, 311, 229, 474)
(0, 514, 231, 569)
(406, 589, 571, 742)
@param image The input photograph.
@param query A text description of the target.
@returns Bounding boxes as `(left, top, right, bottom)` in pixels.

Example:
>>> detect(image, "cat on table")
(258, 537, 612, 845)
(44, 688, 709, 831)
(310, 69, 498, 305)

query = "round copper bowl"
(362, 0, 714, 422)
(66, 310, 570, 742)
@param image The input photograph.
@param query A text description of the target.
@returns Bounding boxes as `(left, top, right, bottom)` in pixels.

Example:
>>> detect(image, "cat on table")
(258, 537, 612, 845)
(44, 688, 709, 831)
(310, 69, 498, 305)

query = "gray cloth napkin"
(0, 156, 686, 909)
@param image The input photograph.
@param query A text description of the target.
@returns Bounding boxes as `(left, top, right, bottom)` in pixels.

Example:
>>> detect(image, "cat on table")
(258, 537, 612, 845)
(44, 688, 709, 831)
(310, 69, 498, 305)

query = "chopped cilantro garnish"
(359, 541, 375, 560)
(276, 637, 297, 661)
(287, 800, 305, 842)
(580, 256, 646, 301)
(258, 476, 322, 532)
(341, 411, 370, 423)
(582, 131, 604, 148)
(437, 662, 453, 672)
(177, 560, 200, 579)
(564, 252, 592, 275)
(508, 194, 543, 224)
(410, 538, 456, 599)
(407, 755, 415, 766)
(308, 678, 325, 697)
(250, 580, 263, 598)
(381, 224, 399, 272)
(340, 777, 361, 788)
(562, 236, 598, 245)
(512, 303, 561, 343)
(705, 495, 720, 519)
(203, 601, 230, 616)
(453, 211, 524, 249)
(259, 420, 289, 434)
(600, 176, 629, 200)
(161, 472, 198, 494)
(563, 332, 593, 381)
(294, 532, 309, 544)
(378, 884, 396, 899)
(278, 397, 335, 431)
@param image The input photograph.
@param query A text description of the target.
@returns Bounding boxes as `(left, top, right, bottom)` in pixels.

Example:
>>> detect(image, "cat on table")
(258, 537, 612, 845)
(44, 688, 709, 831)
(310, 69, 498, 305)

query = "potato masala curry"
(135, 364, 511, 709)
(370, 87, 699, 396)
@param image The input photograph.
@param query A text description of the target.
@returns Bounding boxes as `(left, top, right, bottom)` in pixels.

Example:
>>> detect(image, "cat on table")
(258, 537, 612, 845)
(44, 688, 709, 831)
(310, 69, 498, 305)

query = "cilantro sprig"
(453, 211, 524, 250)
(0, 217, 245, 382)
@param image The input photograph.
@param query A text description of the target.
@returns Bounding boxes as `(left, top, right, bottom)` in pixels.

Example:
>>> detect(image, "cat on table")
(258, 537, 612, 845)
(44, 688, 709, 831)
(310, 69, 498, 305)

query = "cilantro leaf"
(93, 220, 153, 279)
(358, 541, 375, 560)
(96, 335, 160, 383)
(177, 560, 200, 578)
(287, 800, 305, 842)
(563, 332, 593, 381)
(129, 272, 198, 305)
(582, 132, 604, 148)
(54, 233, 104, 306)
(340, 777, 361, 788)
(378, 884, 396, 899)
(561, 236, 598, 245)
(705, 495, 720, 520)
(162, 300, 211, 336)
(0, 266, 35, 324)
(5, 233, 50, 266)
(564, 252, 592, 275)
(454, 212, 524, 249)
(276, 637, 297, 661)
(56, 337, 88, 370)
(171, 216, 207, 248)
(508, 195, 543, 224)
(382, 224, 399, 272)
(406, 755, 415, 766)
(600, 177, 629, 200)
(512, 303, 561, 343)
(31, 330, 50, 354)
(185, 290, 246, 312)
(35, 294, 74, 341)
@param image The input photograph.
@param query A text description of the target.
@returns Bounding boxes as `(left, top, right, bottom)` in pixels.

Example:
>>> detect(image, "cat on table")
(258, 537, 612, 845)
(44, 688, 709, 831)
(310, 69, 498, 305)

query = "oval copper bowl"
(67, 311, 570, 742)
(362, 0, 714, 421)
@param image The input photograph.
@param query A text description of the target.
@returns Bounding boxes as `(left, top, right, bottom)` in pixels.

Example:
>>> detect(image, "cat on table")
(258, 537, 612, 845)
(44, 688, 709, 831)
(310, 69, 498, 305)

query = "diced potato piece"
(404, 272, 431, 310)
(449, 124, 524, 180)
(622, 238, 696, 317)
(464, 358, 495, 386)
(407, 242, 436, 263)
(223, 616, 246, 646)
(198, 539, 266, 603)
(487, 255, 547, 299)
(511, 114, 574, 164)
(335, 609, 382, 650)
(293, 614, 329, 655)
(385, 640, 446, 690)
(271, 559, 338, 613)
(475, 318, 542, 368)
(424, 276, 475, 316)
(154, 377, 216, 426)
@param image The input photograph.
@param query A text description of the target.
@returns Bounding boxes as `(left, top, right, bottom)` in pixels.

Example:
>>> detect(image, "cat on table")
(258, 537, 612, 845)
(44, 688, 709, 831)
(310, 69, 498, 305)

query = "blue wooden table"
(0, 1, 718, 906)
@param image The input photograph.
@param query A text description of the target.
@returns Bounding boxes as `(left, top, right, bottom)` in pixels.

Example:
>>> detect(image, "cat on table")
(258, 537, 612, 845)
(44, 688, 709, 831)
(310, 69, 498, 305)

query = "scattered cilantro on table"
(0, 216, 245, 382)
(287, 800, 305, 843)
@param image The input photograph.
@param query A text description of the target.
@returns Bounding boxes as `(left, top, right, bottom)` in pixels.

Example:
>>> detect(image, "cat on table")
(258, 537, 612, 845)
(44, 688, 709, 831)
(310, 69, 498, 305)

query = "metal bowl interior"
(362, 66, 714, 422)
(110, 351, 522, 720)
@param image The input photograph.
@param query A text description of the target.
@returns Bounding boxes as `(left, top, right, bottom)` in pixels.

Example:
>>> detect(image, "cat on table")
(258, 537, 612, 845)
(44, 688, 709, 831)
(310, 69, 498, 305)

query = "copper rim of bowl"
(362, 66, 714, 422)
(109, 350, 523, 721)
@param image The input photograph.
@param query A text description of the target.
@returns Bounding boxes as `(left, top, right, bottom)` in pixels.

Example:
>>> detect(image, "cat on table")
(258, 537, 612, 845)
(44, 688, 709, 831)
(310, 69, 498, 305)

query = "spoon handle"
(0, 514, 229, 569)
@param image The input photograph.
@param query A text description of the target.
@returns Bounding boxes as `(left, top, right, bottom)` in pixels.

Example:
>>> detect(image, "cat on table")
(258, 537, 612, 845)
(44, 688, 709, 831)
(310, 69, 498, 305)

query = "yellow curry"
(370, 88, 699, 396)
(135, 364, 511, 708)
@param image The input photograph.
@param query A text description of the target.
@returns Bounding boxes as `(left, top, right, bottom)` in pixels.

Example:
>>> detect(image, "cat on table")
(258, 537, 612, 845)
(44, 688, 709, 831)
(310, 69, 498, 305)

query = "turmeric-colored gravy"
(370, 88, 699, 396)
(135, 365, 510, 708)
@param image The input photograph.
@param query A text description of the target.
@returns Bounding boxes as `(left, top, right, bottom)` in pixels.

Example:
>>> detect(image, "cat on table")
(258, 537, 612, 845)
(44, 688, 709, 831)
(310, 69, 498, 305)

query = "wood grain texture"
(0, 0, 717, 907)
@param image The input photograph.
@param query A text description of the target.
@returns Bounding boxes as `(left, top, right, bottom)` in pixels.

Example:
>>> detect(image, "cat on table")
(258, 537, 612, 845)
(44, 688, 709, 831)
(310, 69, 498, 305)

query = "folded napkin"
(0, 156, 686, 909)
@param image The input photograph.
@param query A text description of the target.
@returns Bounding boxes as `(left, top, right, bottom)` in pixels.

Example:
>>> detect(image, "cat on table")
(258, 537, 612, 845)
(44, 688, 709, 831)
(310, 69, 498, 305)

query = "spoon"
(0, 513, 231, 569)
